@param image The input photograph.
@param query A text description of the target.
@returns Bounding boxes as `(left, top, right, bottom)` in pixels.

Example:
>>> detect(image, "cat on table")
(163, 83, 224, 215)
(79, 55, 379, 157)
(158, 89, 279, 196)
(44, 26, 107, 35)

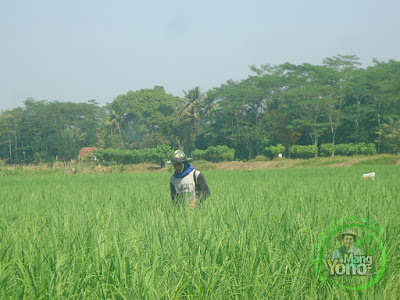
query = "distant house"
(78, 147, 99, 161)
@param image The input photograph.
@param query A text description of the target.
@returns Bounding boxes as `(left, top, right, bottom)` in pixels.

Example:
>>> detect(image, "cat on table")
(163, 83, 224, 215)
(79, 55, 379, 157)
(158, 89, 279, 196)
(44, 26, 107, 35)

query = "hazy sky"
(1, 0, 399, 111)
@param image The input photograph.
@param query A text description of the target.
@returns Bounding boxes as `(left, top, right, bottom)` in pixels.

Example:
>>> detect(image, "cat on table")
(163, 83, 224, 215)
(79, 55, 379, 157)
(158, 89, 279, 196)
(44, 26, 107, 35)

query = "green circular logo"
(318, 223, 386, 290)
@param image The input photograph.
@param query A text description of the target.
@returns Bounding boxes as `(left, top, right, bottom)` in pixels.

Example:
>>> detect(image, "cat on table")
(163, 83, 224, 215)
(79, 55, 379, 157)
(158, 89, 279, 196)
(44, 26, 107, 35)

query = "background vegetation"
(1, 55, 399, 164)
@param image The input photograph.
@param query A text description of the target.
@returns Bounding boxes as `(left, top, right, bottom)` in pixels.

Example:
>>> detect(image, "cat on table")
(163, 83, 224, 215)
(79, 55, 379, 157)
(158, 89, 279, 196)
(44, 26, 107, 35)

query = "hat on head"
(167, 150, 193, 164)
(337, 229, 361, 242)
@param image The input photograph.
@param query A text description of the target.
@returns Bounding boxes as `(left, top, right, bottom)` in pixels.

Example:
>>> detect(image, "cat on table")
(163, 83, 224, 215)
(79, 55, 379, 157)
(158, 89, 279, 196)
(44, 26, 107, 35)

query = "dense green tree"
(0, 108, 24, 162)
(108, 86, 181, 149)
(340, 68, 374, 144)
(201, 76, 274, 159)
(322, 55, 361, 153)
(365, 60, 400, 152)
(0, 99, 103, 163)
(380, 119, 400, 153)
(283, 64, 335, 151)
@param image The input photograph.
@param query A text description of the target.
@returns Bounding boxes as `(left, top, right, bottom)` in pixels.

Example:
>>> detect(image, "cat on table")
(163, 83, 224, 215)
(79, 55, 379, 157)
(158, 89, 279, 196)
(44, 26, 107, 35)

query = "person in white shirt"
(168, 150, 210, 209)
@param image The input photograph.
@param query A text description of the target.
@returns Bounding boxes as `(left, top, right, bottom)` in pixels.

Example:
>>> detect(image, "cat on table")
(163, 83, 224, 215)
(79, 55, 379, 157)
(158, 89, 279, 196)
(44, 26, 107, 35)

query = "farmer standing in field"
(168, 150, 210, 209)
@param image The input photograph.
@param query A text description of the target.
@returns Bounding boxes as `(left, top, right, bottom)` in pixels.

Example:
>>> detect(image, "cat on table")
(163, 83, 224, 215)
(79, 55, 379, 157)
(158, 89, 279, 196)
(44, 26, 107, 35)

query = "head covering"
(167, 150, 193, 164)
(337, 229, 361, 242)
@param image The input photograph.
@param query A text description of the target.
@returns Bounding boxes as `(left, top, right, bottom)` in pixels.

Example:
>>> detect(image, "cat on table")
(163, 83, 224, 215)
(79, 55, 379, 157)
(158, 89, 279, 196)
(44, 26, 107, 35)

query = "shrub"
(290, 145, 318, 159)
(265, 144, 285, 159)
(357, 143, 376, 155)
(96, 145, 173, 167)
(191, 149, 206, 161)
(366, 143, 377, 155)
(319, 144, 335, 157)
(331, 143, 376, 156)
(334, 143, 357, 156)
(251, 155, 270, 162)
(191, 145, 235, 162)
(153, 145, 173, 167)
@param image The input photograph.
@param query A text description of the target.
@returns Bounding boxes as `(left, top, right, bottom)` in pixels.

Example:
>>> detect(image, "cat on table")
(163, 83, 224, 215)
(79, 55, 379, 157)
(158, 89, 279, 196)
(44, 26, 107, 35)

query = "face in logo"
(343, 234, 355, 250)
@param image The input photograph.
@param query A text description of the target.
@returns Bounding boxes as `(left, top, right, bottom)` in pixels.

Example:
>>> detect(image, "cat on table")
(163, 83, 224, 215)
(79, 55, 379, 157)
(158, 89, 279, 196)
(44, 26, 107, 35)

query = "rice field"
(0, 165, 399, 299)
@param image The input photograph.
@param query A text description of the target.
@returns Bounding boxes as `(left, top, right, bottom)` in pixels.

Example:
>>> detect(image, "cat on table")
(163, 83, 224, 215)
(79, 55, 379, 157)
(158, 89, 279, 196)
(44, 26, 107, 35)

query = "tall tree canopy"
(1, 56, 399, 163)
(105, 86, 181, 149)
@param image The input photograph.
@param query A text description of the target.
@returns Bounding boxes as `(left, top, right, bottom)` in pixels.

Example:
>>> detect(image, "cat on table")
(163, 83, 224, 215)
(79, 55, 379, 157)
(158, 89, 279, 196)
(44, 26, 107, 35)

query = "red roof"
(79, 147, 99, 157)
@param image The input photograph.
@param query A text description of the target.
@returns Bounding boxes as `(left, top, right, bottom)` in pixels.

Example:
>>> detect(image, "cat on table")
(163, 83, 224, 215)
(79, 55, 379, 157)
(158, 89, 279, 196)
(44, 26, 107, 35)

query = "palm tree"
(106, 102, 126, 146)
(181, 86, 203, 140)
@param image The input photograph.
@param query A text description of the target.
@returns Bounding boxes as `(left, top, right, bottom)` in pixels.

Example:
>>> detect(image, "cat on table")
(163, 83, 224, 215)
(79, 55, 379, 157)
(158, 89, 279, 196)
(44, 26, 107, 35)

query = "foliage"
(334, 143, 357, 156)
(177, 86, 205, 153)
(357, 143, 377, 155)
(154, 145, 174, 167)
(191, 145, 235, 162)
(380, 119, 400, 154)
(96, 145, 173, 167)
(319, 143, 335, 157)
(265, 144, 285, 159)
(0, 99, 103, 163)
(320, 143, 376, 156)
(105, 86, 181, 148)
(290, 145, 318, 158)
(191, 149, 206, 161)
(1, 57, 400, 163)
(250, 155, 270, 162)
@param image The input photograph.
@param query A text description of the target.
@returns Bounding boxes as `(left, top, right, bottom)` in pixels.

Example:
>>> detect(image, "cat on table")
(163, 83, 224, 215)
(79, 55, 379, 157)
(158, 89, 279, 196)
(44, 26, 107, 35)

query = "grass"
(0, 165, 399, 298)
(1, 154, 399, 176)
(354, 154, 400, 166)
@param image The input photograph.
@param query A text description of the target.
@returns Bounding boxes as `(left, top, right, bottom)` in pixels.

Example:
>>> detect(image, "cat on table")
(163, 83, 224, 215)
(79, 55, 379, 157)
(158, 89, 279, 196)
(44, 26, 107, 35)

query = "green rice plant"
(0, 165, 398, 298)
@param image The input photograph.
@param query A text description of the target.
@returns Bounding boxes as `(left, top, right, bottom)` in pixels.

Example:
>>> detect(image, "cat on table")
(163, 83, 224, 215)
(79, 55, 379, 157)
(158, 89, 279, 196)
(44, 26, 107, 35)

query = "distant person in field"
(331, 229, 361, 262)
(168, 150, 210, 209)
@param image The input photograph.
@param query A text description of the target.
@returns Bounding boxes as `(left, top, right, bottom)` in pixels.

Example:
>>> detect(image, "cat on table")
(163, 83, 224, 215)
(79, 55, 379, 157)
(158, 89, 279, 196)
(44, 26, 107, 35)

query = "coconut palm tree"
(106, 102, 126, 147)
(181, 86, 203, 140)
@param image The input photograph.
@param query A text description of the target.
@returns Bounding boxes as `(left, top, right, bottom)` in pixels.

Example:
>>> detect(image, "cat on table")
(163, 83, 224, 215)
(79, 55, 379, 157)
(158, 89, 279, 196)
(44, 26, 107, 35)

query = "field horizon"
(1, 153, 399, 176)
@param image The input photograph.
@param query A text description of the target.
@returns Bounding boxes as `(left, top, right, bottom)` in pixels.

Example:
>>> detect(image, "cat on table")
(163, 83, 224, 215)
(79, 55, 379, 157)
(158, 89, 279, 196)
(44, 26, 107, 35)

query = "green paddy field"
(0, 164, 399, 299)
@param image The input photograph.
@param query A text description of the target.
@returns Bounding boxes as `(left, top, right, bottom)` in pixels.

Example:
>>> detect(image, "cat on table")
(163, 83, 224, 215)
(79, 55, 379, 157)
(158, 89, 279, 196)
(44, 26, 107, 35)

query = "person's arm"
(195, 173, 210, 203)
(170, 182, 177, 203)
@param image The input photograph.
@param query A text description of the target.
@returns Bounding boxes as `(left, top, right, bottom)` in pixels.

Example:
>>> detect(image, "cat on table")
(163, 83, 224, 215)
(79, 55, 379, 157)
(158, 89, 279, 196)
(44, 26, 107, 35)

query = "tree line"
(1, 55, 399, 164)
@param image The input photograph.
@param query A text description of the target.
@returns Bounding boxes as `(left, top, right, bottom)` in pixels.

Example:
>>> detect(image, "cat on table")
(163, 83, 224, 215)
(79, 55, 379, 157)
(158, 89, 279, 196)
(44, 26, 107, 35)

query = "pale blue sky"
(1, 0, 399, 110)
